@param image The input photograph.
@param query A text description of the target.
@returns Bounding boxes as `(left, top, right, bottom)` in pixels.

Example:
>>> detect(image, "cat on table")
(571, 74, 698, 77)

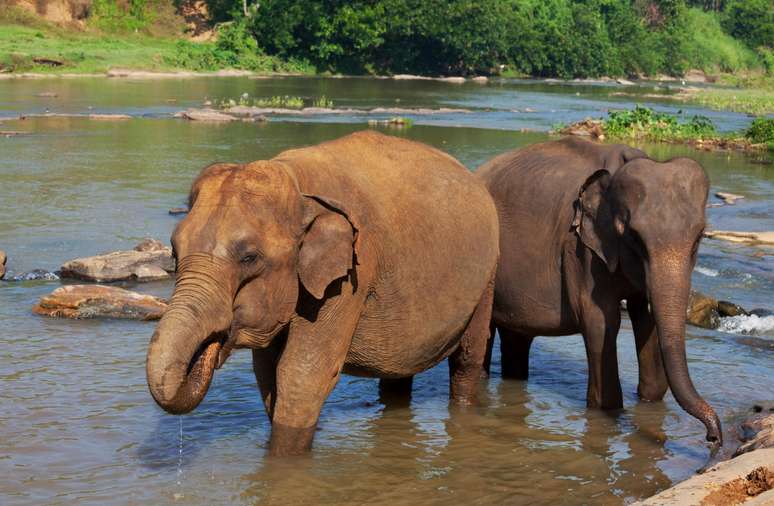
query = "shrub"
(603, 105, 717, 141)
(745, 117, 774, 144)
(722, 0, 774, 50)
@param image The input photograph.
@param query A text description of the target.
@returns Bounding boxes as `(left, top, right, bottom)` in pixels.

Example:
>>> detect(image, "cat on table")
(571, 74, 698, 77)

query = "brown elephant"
(146, 131, 499, 456)
(478, 137, 722, 445)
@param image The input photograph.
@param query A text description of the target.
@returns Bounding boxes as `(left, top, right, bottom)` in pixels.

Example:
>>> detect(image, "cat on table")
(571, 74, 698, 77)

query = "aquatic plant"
(252, 95, 305, 108)
(312, 95, 334, 108)
(603, 105, 717, 141)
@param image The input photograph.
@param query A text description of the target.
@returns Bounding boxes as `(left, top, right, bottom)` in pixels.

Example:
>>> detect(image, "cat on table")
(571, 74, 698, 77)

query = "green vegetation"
(562, 106, 774, 152)
(1, 0, 773, 86)
(603, 105, 717, 142)
(0, 6, 311, 74)
(215, 94, 332, 109)
(745, 117, 774, 150)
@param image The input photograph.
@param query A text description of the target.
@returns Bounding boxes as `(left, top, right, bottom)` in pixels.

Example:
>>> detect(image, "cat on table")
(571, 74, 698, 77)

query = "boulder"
(33, 285, 168, 320)
(687, 290, 721, 329)
(0, 250, 5, 279)
(60, 239, 174, 282)
(736, 406, 774, 457)
(633, 449, 774, 505)
(718, 300, 749, 318)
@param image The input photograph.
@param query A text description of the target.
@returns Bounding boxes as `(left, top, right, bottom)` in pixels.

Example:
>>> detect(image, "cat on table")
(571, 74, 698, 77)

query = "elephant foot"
(268, 422, 316, 456)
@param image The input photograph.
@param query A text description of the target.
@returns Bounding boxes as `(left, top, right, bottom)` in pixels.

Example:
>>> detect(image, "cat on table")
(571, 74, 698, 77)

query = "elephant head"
(146, 162, 358, 414)
(574, 157, 722, 444)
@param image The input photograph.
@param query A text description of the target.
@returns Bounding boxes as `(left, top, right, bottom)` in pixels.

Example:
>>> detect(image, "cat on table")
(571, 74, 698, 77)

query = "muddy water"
(0, 77, 772, 505)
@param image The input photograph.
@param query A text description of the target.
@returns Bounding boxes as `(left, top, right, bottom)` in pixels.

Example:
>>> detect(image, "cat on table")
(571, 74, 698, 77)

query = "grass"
(0, 8, 313, 75)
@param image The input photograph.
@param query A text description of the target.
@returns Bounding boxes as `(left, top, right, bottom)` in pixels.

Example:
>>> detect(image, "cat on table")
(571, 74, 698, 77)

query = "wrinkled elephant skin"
(146, 131, 499, 455)
(478, 136, 722, 445)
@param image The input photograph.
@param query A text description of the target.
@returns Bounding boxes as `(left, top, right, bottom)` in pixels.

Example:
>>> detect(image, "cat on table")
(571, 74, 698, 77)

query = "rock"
(9, 269, 60, 282)
(0, 131, 29, 137)
(555, 119, 605, 139)
(704, 230, 774, 246)
(616, 78, 635, 86)
(0, 250, 5, 279)
(735, 406, 774, 457)
(176, 109, 236, 122)
(687, 290, 720, 329)
(60, 240, 174, 282)
(437, 76, 466, 84)
(33, 285, 168, 320)
(750, 308, 774, 318)
(472, 76, 488, 83)
(683, 69, 708, 83)
(718, 300, 749, 317)
(87, 114, 131, 120)
(632, 449, 774, 505)
(168, 207, 189, 215)
(715, 191, 744, 205)
(35, 92, 58, 98)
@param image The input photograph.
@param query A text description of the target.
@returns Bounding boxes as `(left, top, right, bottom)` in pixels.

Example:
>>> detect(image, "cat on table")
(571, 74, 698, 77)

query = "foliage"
(722, 0, 774, 50)
(745, 117, 774, 144)
(603, 105, 717, 141)
(683, 7, 759, 73)
(215, 94, 332, 109)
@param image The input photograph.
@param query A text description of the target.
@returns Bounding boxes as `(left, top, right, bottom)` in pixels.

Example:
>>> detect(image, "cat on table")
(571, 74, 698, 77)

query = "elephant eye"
(240, 253, 261, 265)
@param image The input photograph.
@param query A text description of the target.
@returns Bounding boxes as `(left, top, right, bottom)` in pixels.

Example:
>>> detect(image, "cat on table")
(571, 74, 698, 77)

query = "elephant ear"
(297, 195, 359, 299)
(604, 145, 647, 169)
(572, 169, 619, 273)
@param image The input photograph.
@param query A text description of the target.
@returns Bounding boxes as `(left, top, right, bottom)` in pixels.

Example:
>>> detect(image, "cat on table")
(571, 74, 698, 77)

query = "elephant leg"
(481, 322, 496, 378)
(627, 296, 668, 402)
(269, 297, 359, 456)
(581, 302, 622, 410)
(499, 328, 534, 380)
(251, 329, 287, 420)
(378, 377, 413, 408)
(449, 275, 494, 404)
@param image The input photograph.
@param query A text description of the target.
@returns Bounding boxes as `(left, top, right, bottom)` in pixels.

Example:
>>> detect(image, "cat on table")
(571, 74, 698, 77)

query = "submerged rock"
(687, 290, 721, 329)
(704, 230, 774, 246)
(0, 250, 6, 279)
(33, 285, 167, 320)
(715, 191, 744, 205)
(168, 207, 189, 215)
(60, 239, 174, 282)
(9, 269, 60, 282)
(176, 109, 237, 122)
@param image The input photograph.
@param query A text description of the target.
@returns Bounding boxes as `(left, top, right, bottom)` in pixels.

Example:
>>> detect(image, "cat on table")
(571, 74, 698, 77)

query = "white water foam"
(695, 266, 719, 277)
(718, 315, 774, 336)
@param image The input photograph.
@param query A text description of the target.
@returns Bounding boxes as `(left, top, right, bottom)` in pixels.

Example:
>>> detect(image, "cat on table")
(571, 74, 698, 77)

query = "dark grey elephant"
(478, 137, 721, 445)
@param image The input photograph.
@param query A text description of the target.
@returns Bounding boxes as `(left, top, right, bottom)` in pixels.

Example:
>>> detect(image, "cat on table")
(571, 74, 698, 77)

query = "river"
(0, 76, 772, 505)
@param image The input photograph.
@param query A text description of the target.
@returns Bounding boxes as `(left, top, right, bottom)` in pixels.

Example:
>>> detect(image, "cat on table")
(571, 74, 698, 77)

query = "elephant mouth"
(167, 332, 227, 415)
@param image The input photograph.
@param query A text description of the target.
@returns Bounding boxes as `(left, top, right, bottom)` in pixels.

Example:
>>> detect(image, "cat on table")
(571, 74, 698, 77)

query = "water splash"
(695, 266, 719, 277)
(718, 315, 774, 336)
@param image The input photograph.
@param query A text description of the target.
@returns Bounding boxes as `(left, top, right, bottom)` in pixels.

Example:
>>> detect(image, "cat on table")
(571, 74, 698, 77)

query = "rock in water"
(735, 405, 774, 457)
(10, 269, 60, 281)
(60, 240, 174, 282)
(33, 285, 168, 320)
(0, 250, 6, 279)
(687, 290, 721, 329)
(717, 300, 749, 317)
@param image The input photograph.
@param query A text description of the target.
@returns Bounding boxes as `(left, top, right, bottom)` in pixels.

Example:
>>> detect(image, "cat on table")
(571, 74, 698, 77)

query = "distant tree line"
(129, 0, 774, 77)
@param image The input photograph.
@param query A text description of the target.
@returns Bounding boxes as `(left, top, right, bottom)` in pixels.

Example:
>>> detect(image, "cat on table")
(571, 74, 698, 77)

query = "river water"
(0, 76, 772, 505)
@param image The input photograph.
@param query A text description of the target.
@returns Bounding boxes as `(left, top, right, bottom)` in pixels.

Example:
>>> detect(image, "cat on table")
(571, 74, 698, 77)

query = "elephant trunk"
(648, 254, 722, 445)
(146, 255, 233, 415)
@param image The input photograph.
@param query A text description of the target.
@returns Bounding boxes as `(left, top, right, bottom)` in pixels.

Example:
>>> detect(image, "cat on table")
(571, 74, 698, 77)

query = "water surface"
(0, 77, 772, 505)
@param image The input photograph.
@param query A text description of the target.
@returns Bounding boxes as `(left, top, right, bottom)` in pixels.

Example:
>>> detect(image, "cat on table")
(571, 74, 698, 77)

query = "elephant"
(146, 130, 499, 456)
(477, 136, 722, 445)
